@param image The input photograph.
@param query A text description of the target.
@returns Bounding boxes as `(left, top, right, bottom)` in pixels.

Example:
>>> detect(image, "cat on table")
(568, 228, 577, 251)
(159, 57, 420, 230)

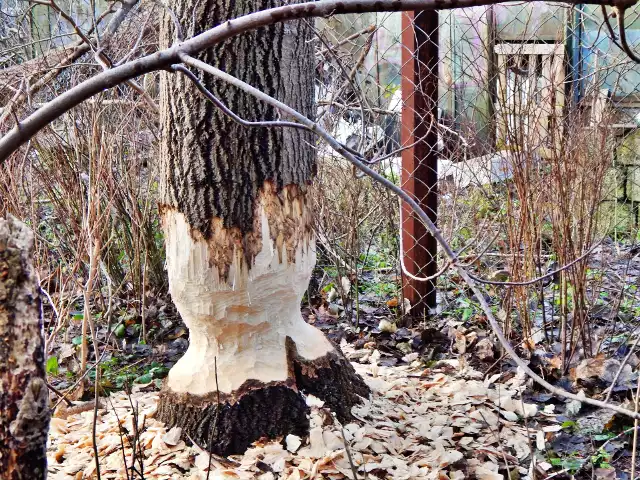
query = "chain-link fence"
(312, 4, 640, 342)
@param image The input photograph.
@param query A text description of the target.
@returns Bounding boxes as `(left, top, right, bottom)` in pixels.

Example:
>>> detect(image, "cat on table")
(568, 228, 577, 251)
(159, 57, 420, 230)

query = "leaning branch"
(171, 65, 310, 130)
(0, 0, 635, 162)
(468, 239, 602, 286)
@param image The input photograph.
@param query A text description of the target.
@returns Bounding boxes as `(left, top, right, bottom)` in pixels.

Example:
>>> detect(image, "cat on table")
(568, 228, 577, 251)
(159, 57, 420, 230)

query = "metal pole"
(400, 9, 439, 317)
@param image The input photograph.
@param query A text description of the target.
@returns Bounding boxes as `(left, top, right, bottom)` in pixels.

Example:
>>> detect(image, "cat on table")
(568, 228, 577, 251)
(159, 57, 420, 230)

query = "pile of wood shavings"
(48, 342, 560, 479)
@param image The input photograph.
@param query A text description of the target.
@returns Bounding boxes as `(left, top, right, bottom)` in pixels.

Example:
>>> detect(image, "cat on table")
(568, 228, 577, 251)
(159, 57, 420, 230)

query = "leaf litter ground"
(46, 338, 595, 480)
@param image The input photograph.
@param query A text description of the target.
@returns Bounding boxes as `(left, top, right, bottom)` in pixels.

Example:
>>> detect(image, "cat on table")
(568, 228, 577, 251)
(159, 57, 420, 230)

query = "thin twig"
(309, 20, 370, 149)
(31, 0, 94, 47)
(151, 0, 185, 42)
(45, 381, 73, 407)
(478, 409, 511, 472)
(604, 332, 640, 402)
(172, 65, 309, 131)
(51, 317, 125, 412)
(617, 7, 640, 63)
(468, 239, 602, 286)
(600, 425, 640, 451)
(206, 357, 220, 480)
(108, 395, 132, 480)
(90, 261, 113, 480)
(316, 25, 376, 55)
(601, 5, 625, 51)
(342, 426, 361, 480)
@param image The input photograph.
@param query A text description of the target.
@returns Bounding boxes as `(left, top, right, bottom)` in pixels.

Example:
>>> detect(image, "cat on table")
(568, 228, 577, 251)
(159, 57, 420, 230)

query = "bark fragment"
(0, 216, 49, 480)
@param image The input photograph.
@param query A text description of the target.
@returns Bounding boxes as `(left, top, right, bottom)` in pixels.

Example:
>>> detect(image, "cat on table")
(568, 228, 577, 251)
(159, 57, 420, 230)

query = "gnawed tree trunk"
(0, 216, 50, 479)
(156, 1, 369, 455)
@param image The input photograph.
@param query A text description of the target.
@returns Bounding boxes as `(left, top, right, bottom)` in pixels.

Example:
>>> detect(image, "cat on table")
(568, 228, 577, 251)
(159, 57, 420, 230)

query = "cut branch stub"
(0, 215, 50, 480)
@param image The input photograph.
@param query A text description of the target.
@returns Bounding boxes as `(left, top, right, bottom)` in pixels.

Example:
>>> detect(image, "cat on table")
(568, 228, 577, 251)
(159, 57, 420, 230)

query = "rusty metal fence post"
(400, 10, 439, 317)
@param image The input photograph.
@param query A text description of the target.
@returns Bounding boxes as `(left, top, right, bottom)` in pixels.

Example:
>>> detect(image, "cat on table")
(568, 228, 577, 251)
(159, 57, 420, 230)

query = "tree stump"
(0, 216, 50, 480)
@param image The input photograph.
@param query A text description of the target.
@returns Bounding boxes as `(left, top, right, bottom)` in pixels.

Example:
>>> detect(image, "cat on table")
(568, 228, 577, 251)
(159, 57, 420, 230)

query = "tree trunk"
(156, 1, 369, 455)
(0, 215, 50, 479)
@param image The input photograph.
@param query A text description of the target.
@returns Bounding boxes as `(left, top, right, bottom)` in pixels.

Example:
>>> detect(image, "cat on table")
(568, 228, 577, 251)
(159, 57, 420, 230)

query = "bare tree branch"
(467, 239, 603, 286)
(171, 64, 367, 160)
(171, 65, 310, 130)
(315, 24, 376, 56)
(601, 5, 625, 51)
(617, 6, 640, 63)
(1, 0, 635, 162)
(31, 0, 95, 47)
(150, 0, 185, 43)
(0, 0, 140, 126)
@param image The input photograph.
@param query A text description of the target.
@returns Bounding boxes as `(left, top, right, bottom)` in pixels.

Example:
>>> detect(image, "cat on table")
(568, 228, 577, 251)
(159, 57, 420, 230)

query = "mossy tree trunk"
(156, 0, 369, 455)
(0, 216, 50, 479)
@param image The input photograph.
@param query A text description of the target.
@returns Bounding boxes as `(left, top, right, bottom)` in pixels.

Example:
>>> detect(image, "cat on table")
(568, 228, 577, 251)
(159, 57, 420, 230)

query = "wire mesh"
(312, 4, 640, 326)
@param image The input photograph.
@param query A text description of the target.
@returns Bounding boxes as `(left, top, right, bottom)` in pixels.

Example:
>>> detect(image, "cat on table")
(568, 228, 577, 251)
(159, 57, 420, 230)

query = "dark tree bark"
(0, 216, 50, 480)
(159, 0, 316, 238)
(157, 0, 369, 455)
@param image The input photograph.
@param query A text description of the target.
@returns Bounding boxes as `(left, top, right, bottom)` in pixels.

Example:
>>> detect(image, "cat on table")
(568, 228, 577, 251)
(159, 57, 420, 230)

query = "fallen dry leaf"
(47, 346, 558, 480)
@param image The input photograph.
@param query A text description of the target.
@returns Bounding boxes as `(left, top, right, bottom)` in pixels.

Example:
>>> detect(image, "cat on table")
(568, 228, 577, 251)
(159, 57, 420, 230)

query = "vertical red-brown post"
(401, 10, 439, 316)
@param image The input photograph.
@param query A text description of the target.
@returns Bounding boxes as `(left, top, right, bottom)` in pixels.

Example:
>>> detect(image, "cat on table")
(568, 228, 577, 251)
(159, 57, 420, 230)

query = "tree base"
(156, 338, 369, 455)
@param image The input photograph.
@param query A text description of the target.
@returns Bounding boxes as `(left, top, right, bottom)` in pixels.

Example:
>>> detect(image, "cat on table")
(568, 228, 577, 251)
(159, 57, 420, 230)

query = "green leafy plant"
(590, 447, 612, 469)
(548, 455, 584, 473)
(99, 357, 170, 390)
(46, 355, 59, 376)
